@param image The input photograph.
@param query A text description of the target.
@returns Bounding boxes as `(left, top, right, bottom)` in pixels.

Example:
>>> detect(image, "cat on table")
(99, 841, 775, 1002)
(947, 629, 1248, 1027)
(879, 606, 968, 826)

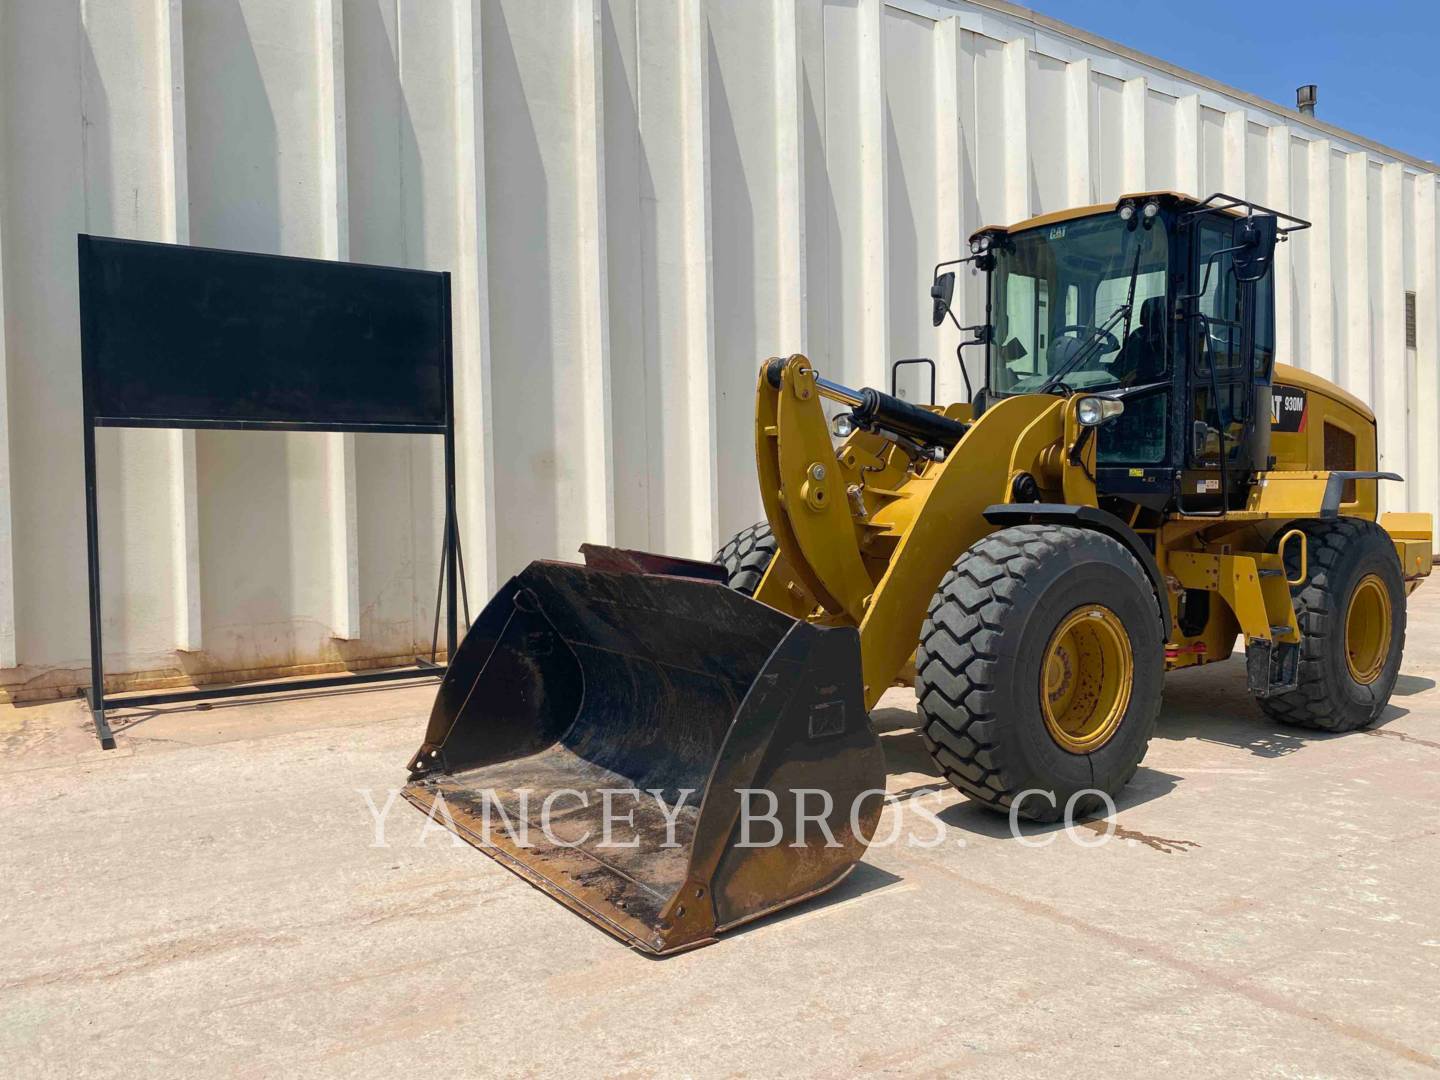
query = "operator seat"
(1115, 295, 1168, 384)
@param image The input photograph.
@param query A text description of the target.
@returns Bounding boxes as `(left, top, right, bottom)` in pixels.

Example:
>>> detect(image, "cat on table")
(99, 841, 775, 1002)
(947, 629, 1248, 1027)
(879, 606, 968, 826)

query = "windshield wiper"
(1035, 236, 1146, 395)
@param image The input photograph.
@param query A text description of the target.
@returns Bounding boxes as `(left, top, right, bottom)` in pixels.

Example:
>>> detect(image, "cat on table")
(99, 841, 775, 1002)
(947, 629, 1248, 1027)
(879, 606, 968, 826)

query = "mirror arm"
(932, 250, 995, 402)
(931, 252, 987, 278)
(1177, 253, 1224, 308)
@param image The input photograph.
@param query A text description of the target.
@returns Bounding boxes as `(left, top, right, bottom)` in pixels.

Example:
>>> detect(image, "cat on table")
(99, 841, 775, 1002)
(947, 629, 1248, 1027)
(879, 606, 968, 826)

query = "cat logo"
(1271, 386, 1308, 433)
(1049, 226, 1067, 240)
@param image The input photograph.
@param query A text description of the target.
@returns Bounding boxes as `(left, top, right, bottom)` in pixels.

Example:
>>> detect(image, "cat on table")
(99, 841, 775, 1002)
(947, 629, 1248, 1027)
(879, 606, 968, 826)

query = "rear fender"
(1380, 511, 1434, 592)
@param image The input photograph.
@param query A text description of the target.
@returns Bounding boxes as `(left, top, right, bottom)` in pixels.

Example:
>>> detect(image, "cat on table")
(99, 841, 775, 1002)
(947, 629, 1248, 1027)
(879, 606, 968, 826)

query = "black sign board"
(78, 235, 449, 432)
(76, 235, 460, 748)
(1272, 385, 1308, 434)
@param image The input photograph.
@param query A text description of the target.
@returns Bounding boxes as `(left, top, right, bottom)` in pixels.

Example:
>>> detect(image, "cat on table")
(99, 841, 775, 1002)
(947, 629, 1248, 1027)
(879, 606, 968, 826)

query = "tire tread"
(1255, 517, 1406, 732)
(917, 524, 1162, 821)
(713, 521, 777, 596)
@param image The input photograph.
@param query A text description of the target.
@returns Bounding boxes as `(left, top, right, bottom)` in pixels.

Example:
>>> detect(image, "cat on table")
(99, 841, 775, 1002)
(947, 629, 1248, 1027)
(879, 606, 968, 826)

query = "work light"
(1077, 396, 1125, 426)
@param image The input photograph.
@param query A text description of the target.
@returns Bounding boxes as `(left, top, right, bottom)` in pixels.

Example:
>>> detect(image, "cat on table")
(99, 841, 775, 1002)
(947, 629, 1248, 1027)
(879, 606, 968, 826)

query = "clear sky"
(1021, 0, 1440, 165)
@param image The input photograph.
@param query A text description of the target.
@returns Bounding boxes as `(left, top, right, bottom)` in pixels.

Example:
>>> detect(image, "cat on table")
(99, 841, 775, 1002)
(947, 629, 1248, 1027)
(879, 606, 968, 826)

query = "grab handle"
(1278, 528, 1308, 586)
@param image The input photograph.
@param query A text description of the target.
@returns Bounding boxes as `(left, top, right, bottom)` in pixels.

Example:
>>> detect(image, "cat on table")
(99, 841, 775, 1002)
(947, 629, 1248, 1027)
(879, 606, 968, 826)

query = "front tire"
(713, 521, 776, 595)
(1255, 518, 1406, 732)
(917, 524, 1164, 822)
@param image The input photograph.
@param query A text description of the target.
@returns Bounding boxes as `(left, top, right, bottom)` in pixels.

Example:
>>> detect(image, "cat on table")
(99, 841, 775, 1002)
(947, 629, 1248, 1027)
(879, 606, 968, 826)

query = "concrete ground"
(3, 592, 1440, 1078)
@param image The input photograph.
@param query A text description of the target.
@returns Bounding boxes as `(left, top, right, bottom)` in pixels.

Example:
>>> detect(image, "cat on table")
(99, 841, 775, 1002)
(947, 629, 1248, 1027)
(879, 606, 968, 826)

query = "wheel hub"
(1040, 604, 1133, 754)
(1344, 573, 1392, 685)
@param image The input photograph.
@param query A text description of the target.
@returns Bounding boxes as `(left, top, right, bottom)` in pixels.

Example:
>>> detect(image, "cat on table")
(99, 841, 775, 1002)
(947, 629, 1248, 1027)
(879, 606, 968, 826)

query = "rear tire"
(917, 524, 1164, 822)
(1254, 518, 1405, 732)
(714, 521, 776, 596)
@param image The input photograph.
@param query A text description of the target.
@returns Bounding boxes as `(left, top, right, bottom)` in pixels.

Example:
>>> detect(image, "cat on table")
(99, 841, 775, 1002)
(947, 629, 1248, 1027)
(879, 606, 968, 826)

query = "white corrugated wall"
(1, 0, 1436, 697)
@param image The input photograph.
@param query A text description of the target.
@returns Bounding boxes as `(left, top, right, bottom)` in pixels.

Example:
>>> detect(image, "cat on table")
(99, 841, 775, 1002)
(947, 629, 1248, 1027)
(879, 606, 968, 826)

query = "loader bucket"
(402, 547, 886, 955)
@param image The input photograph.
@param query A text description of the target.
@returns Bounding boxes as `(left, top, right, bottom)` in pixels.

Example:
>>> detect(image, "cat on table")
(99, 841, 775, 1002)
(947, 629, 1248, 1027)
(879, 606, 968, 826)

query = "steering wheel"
(1054, 323, 1121, 354)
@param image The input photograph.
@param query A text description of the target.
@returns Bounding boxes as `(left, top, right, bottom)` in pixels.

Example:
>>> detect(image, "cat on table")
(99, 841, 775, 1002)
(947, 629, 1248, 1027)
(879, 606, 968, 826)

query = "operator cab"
(935, 192, 1308, 515)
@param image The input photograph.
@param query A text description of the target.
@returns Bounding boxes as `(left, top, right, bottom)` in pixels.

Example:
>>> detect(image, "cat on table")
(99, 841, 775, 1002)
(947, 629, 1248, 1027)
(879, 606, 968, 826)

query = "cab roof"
(968, 191, 1243, 244)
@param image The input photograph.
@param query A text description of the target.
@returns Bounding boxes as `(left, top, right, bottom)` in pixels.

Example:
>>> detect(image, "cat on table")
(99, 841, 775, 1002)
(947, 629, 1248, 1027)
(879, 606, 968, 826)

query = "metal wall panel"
(1, 0, 1436, 696)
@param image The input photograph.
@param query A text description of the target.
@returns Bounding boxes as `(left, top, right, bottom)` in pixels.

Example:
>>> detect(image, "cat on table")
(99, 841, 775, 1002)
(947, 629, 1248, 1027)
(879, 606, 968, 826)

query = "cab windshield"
(988, 212, 1170, 395)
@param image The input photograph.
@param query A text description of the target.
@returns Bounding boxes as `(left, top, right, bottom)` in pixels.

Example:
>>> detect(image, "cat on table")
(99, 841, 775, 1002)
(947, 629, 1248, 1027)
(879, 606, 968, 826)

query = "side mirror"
(1231, 214, 1278, 283)
(930, 271, 956, 327)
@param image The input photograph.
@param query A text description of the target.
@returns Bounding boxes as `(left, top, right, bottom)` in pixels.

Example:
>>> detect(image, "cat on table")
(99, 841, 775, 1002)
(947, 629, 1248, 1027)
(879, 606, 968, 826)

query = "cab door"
(1181, 215, 1273, 509)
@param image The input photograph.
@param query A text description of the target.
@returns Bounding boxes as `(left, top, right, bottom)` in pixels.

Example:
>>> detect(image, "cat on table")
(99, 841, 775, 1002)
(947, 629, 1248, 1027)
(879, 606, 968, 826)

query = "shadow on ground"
(1155, 654, 1422, 757)
(720, 861, 906, 947)
(867, 651, 1437, 841)
(870, 697, 1186, 842)
(104, 677, 438, 735)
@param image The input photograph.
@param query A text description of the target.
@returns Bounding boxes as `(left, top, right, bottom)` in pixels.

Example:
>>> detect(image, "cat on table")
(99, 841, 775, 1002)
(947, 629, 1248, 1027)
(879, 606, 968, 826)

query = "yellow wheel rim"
(1344, 573, 1392, 685)
(1040, 604, 1133, 754)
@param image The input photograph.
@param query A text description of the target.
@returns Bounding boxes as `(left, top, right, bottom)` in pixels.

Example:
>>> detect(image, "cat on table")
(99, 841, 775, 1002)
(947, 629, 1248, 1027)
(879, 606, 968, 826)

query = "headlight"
(1077, 396, 1125, 427)
(831, 412, 857, 437)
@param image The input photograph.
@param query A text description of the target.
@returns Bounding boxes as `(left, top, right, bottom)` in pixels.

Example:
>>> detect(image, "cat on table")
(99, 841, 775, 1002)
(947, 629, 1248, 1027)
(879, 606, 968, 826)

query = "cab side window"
(1001, 272, 1043, 376)
(1196, 222, 1242, 374)
(1192, 218, 1275, 377)
(1097, 389, 1167, 464)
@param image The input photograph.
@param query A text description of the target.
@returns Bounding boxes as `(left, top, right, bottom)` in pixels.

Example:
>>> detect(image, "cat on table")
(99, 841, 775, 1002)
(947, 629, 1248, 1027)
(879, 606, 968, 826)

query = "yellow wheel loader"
(404, 192, 1433, 955)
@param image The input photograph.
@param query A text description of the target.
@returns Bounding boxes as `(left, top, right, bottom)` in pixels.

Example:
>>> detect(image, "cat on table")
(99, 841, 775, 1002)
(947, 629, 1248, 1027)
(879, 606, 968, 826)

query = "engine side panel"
(1269, 363, 1379, 520)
